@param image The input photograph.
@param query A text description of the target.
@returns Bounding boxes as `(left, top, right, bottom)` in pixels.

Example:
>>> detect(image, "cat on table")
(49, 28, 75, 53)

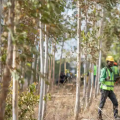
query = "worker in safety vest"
(98, 56, 120, 120)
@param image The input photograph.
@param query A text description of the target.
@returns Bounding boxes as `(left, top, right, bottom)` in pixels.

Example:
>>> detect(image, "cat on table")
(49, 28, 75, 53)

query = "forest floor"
(81, 85, 120, 120)
(34, 83, 120, 120)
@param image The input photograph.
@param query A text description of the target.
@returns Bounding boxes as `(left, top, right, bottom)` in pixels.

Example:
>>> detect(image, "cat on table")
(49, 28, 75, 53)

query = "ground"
(34, 83, 120, 120)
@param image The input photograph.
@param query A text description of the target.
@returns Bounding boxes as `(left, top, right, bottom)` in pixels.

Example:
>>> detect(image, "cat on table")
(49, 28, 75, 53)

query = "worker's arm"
(100, 68, 106, 83)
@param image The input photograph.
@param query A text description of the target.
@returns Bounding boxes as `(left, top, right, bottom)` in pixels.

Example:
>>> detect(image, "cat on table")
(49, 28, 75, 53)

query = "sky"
(55, 8, 77, 60)
(55, 6, 86, 60)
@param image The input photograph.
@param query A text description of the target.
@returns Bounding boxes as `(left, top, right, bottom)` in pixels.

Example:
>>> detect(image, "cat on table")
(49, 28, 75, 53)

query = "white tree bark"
(12, 1, 18, 119)
(38, 14, 44, 120)
(74, 1, 81, 120)
(12, 45, 18, 120)
(96, 8, 105, 95)
(42, 25, 48, 120)
(52, 42, 56, 90)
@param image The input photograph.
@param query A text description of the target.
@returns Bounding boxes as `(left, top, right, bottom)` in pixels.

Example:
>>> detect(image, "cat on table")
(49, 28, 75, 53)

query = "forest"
(0, 0, 120, 120)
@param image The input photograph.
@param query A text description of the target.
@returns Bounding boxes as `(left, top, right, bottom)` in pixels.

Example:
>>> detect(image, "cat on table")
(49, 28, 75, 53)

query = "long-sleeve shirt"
(100, 68, 107, 84)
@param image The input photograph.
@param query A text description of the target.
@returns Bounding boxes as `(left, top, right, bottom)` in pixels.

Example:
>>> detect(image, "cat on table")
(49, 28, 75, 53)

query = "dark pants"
(98, 89, 118, 118)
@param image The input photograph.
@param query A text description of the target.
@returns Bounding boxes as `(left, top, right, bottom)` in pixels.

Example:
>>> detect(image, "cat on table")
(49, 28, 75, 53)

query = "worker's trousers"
(98, 89, 118, 117)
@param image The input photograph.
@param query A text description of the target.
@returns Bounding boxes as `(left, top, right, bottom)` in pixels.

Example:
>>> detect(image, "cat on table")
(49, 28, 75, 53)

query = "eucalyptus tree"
(74, 1, 81, 120)
(42, 25, 48, 120)
(38, 16, 44, 120)
(12, 0, 19, 119)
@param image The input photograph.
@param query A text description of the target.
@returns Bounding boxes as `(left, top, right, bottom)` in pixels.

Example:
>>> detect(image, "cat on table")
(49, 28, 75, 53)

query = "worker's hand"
(105, 76, 110, 81)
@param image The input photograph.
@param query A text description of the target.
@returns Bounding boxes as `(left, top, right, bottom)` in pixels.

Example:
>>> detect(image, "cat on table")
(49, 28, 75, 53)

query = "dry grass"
(34, 84, 120, 120)
(81, 85, 120, 120)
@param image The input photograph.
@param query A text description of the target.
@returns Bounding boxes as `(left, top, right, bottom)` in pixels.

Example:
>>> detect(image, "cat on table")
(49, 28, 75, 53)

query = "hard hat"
(106, 56, 114, 62)
(114, 62, 118, 65)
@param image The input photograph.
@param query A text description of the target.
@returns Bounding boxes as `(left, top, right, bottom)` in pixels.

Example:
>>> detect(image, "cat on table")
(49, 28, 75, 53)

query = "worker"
(59, 72, 67, 84)
(98, 56, 120, 120)
(94, 65, 97, 87)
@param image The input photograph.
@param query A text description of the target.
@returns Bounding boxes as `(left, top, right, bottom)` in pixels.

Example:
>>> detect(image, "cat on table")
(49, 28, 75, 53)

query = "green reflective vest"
(100, 67, 114, 91)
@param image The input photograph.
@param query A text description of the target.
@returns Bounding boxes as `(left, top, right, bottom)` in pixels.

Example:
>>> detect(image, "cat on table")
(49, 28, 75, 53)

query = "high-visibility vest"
(100, 68, 114, 91)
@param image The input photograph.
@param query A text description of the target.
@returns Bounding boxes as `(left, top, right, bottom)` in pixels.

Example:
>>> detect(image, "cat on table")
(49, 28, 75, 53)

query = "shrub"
(5, 82, 39, 120)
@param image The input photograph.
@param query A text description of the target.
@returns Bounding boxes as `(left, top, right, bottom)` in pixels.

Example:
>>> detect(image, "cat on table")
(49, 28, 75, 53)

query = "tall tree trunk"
(12, 45, 18, 120)
(38, 14, 44, 120)
(74, 1, 81, 120)
(42, 25, 48, 120)
(12, 1, 18, 119)
(83, 0, 88, 107)
(52, 42, 56, 91)
(58, 40, 64, 84)
(96, 8, 105, 95)
(0, 0, 14, 119)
